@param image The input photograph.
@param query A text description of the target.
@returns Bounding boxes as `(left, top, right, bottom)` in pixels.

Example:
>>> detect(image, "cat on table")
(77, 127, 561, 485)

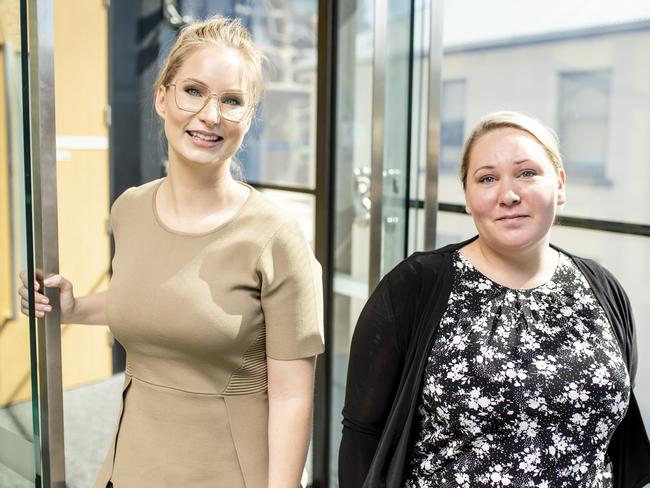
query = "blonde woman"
(339, 112, 650, 487)
(20, 16, 323, 488)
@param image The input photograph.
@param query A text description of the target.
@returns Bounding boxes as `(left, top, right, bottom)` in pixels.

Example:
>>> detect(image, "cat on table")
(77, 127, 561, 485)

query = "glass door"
(327, 0, 427, 483)
(0, 1, 40, 486)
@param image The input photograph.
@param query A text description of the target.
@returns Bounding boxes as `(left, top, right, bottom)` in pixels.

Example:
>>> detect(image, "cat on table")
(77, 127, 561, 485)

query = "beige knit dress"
(93, 179, 324, 488)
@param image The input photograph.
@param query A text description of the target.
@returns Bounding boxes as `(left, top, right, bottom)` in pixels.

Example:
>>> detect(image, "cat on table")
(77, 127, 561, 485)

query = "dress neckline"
(151, 178, 256, 237)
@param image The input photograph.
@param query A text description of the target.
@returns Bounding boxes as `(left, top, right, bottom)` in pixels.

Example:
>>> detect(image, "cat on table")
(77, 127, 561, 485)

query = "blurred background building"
(1, 0, 649, 486)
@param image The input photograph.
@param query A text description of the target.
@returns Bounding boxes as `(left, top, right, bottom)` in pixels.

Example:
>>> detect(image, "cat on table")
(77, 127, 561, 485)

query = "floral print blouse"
(405, 251, 630, 488)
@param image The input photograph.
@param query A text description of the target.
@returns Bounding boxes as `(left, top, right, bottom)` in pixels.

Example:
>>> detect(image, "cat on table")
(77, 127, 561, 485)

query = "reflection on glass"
(329, 0, 374, 482)
(558, 70, 611, 183)
(439, 1, 650, 228)
(329, 0, 415, 483)
(0, 1, 36, 486)
(189, 0, 319, 189)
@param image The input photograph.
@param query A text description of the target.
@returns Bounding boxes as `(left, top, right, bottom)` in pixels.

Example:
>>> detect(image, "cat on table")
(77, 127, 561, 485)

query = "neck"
(466, 236, 558, 289)
(164, 157, 238, 212)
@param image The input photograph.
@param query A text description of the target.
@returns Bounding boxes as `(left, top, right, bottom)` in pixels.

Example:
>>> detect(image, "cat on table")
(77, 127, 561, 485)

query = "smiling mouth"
(187, 130, 223, 143)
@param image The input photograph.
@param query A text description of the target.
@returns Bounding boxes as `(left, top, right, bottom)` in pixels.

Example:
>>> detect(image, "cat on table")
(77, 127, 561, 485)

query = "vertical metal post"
(312, 0, 337, 484)
(27, 0, 66, 486)
(368, 0, 388, 291)
(423, 0, 443, 250)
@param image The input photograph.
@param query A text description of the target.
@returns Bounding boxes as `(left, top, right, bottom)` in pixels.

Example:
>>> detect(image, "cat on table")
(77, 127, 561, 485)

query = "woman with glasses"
(19, 16, 324, 488)
(339, 111, 650, 488)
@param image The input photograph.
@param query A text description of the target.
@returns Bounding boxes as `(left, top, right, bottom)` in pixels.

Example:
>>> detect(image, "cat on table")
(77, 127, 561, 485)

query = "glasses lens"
(219, 92, 250, 122)
(175, 80, 208, 112)
(173, 81, 251, 121)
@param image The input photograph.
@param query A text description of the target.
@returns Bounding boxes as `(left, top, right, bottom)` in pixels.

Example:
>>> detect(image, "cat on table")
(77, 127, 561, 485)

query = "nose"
(499, 180, 521, 206)
(197, 96, 221, 126)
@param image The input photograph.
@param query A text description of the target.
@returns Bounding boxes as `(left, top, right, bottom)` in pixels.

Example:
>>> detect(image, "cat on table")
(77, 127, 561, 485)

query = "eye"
(221, 94, 243, 106)
(520, 170, 536, 178)
(478, 175, 496, 184)
(184, 87, 203, 97)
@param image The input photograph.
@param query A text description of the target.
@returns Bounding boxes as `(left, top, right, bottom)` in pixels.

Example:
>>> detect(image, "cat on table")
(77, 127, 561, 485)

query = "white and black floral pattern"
(404, 251, 630, 488)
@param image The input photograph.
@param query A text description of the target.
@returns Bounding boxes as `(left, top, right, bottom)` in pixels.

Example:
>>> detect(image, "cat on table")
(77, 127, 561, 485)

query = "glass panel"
(183, 1, 319, 190)
(380, 1, 413, 275)
(0, 0, 37, 486)
(53, 2, 114, 486)
(329, 0, 415, 483)
(329, 0, 374, 477)
(439, 1, 650, 227)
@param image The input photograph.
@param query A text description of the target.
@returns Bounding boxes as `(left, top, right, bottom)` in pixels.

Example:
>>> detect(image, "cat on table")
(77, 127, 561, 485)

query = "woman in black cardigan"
(339, 111, 650, 488)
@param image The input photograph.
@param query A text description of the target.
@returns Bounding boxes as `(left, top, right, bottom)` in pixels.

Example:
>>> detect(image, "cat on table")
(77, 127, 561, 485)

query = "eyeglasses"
(167, 79, 253, 123)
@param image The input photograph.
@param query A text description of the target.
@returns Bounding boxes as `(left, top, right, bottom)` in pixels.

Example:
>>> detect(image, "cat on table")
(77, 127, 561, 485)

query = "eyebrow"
(183, 77, 210, 87)
(182, 77, 246, 93)
(472, 159, 532, 176)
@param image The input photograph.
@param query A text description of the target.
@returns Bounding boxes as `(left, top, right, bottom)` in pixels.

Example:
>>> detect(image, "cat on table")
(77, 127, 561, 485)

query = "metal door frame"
(22, 0, 66, 486)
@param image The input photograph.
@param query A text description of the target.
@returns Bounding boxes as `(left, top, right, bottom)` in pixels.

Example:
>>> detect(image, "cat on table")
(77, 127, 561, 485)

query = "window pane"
(558, 70, 611, 181)
(440, 79, 466, 172)
(186, 1, 318, 190)
(439, 2, 650, 226)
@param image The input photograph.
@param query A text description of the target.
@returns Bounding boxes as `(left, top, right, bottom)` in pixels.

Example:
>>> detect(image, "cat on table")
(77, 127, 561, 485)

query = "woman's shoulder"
(392, 238, 474, 275)
(111, 179, 161, 213)
(244, 187, 306, 237)
(554, 246, 622, 289)
(378, 238, 472, 296)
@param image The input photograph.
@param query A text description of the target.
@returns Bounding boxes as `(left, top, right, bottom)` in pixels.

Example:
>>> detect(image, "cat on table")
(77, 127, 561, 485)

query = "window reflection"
(185, 1, 318, 189)
(558, 70, 611, 184)
(439, 4, 650, 226)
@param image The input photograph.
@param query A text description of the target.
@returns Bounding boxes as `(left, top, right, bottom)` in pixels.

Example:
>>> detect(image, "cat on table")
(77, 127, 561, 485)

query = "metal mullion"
(368, 0, 388, 292)
(19, 0, 42, 484)
(423, 0, 443, 250)
(27, 0, 66, 486)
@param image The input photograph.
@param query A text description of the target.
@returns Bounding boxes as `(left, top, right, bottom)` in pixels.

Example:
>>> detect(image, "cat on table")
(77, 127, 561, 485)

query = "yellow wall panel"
(51, 1, 113, 391)
(54, 0, 108, 137)
(0, 1, 113, 406)
(0, 48, 11, 320)
(56, 149, 112, 388)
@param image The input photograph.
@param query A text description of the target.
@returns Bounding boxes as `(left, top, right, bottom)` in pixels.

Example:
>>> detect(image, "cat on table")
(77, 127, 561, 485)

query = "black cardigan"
(339, 238, 650, 488)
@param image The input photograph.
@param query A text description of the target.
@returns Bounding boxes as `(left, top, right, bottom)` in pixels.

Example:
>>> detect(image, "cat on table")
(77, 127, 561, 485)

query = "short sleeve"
(109, 186, 134, 238)
(258, 220, 324, 360)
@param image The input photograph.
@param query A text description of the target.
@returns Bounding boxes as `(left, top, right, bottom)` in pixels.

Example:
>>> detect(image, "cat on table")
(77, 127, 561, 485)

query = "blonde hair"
(154, 16, 265, 110)
(460, 111, 563, 188)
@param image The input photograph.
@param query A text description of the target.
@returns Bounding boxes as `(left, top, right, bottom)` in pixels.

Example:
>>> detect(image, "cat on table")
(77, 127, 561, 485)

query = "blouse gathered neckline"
(456, 249, 562, 293)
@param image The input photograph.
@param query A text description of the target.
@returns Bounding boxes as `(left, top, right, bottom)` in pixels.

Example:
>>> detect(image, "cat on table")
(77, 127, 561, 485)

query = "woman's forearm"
(64, 291, 108, 325)
(267, 356, 317, 488)
(268, 395, 313, 487)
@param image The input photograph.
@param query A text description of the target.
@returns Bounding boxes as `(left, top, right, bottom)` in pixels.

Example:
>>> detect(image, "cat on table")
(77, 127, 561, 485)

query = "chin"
(179, 148, 228, 167)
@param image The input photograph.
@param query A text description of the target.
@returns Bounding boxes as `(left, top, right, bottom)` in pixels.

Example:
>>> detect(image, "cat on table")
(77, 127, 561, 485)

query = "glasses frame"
(167, 79, 255, 123)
